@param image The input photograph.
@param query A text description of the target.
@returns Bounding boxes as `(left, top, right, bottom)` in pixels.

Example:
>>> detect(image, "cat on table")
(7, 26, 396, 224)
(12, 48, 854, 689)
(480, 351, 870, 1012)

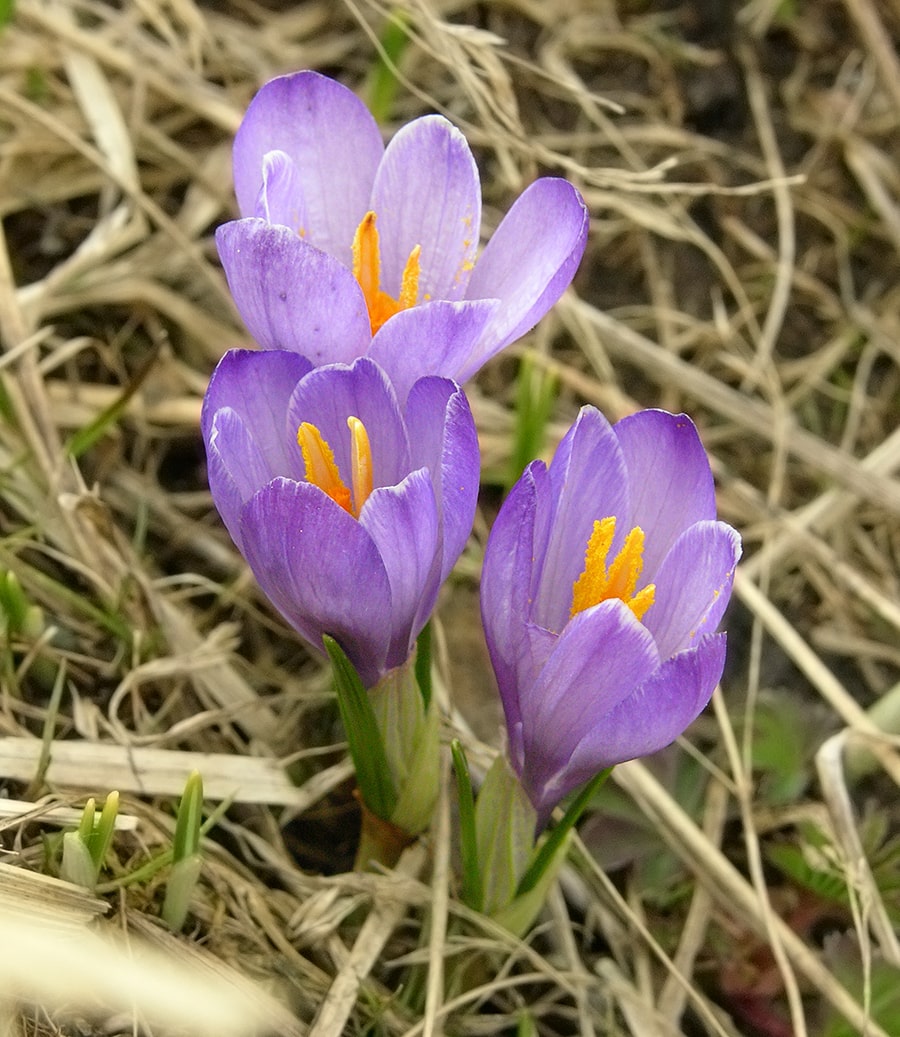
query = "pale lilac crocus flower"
(202, 351, 479, 688)
(216, 70, 589, 400)
(480, 408, 741, 827)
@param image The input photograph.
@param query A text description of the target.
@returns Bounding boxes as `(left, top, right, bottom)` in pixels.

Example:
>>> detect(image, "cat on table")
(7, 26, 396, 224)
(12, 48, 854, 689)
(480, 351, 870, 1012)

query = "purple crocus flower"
(202, 350, 479, 688)
(480, 407, 741, 826)
(216, 70, 589, 400)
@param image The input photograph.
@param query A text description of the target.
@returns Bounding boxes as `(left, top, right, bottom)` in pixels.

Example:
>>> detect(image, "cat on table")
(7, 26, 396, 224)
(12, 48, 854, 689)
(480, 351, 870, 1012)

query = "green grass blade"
(363, 12, 410, 123)
(173, 771, 203, 862)
(508, 356, 558, 488)
(65, 344, 159, 459)
(516, 767, 612, 898)
(414, 622, 432, 710)
(323, 635, 397, 820)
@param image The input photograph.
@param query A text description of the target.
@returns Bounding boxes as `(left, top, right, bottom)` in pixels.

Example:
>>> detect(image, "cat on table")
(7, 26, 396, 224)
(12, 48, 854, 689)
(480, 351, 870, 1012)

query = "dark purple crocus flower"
(202, 351, 479, 688)
(216, 70, 589, 400)
(480, 408, 741, 827)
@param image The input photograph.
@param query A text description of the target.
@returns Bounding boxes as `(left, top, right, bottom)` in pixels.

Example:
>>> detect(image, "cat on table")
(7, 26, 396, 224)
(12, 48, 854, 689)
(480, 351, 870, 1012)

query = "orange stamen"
(351, 210, 421, 335)
(347, 416, 373, 516)
(297, 418, 375, 519)
(571, 517, 656, 622)
(297, 422, 352, 515)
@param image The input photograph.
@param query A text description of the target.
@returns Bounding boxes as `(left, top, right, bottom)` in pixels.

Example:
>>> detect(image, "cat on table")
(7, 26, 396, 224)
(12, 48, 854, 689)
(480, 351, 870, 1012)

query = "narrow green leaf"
(414, 622, 432, 710)
(0, 554, 131, 642)
(86, 790, 119, 872)
(451, 740, 482, 911)
(492, 833, 572, 935)
(173, 771, 203, 862)
(475, 756, 536, 914)
(508, 356, 558, 488)
(517, 1014, 538, 1037)
(96, 796, 230, 894)
(516, 767, 612, 898)
(60, 831, 97, 888)
(387, 691, 439, 834)
(162, 854, 203, 932)
(323, 634, 397, 820)
(363, 12, 410, 123)
(0, 571, 27, 631)
(77, 798, 96, 843)
(65, 344, 159, 459)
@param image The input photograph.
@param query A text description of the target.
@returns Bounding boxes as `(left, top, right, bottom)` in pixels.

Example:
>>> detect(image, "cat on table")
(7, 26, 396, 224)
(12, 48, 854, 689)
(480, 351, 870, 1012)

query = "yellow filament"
(297, 418, 374, 519)
(571, 517, 656, 622)
(351, 211, 421, 335)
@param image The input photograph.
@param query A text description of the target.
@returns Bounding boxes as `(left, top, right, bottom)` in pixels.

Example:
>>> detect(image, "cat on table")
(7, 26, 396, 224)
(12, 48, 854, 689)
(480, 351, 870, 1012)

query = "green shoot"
(60, 791, 119, 889)
(162, 771, 204, 931)
(0, 569, 44, 639)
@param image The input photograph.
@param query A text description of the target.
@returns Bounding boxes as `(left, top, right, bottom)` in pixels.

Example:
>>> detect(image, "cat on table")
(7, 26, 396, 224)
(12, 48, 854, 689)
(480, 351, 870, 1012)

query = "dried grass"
(1, 0, 898, 1034)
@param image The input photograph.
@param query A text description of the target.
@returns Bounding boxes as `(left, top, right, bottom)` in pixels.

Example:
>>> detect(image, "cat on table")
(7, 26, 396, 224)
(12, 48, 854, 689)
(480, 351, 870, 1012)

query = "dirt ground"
(1, 1, 899, 1035)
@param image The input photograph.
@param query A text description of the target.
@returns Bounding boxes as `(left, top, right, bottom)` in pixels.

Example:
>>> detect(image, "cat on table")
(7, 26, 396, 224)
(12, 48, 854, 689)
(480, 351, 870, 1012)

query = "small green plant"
(451, 738, 608, 935)
(162, 771, 205, 932)
(60, 791, 119, 889)
(0, 569, 44, 640)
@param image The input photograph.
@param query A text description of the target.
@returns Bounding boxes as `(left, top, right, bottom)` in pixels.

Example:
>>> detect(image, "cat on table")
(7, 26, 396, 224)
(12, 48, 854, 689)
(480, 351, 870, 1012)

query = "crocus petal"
(256, 150, 309, 234)
(360, 469, 439, 667)
(533, 408, 630, 631)
(206, 408, 275, 548)
(240, 478, 391, 687)
(481, 466, 543, 731)
(405, 375, 480, 585)
(644, 521, 742, 659)
(371, 115, 481, 302)
(286, 357, 409, 489)
(233, 71, 383, 257)
(201, 349, 312, 479)
(459, 178, 589, 378)
(614, 410, 718, 575)
(520, 603, 659, 813)
(216, 219, 371, 363)
(523, 604, 660, 756)
(566, 633, 726, 776)
(368, 299, 498, 402)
